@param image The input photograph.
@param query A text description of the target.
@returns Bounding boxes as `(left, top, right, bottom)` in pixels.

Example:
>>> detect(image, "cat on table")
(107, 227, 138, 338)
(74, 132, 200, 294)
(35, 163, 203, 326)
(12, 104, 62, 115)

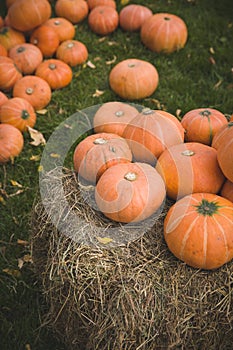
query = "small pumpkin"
(155, 142, 225, 200)
(0, 91, 8, 107)
(0, 43, 7, 56)
(123, 108, 184, 165)
(12, 75, 52, 111)
(0, 56, 22, 92)
(73, 132, 133, 183)
(43, 17, 75, 42)
(93, 101, 138, 137)
(30, 25, 60, 58)
(9, 43, 43, 75)
(0, 26, 25, 51)
(87, 0, 116, 10)
(55, 0, 89, 24)
(88, 5, 119, 35)
(119, 4, 153, 32)
(215, 122, 233, 182)
(95, 162, 166, 223)
(141, 13, 188, 53)
(7, 0, 52, 32)
(181, 108, 228, 145)
(35, 59, 73, 90)
(164, 193, 233, 270)
(220, 179, 233, 203)
(56, 40, 88, 67)
(109, 58, 159, 100)
(0, 123, 24, 163)
(0, 97, 36, 132)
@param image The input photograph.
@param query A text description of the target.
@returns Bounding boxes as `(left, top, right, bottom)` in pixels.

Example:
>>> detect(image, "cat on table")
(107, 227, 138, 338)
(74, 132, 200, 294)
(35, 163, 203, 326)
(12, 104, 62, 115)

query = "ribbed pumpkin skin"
(93, 101, 138, 136)
(0, 123, 24, 163)
(119, 4, 153, 32)
(0, 97, 36, 132)
(216, 122, 233, 182)
(109, 59, 159, 100)
(73, 132, 133, 183)
(95, 162, 166, 223)
(0, 26, 25, 51)
(44, 17, 75, 42)
(123, 109, 184, 165)
(156, 142, 225, 200)
(0, 56, 22, 92)
(212, 121, 233, 150)
(30, 25, 60, 58)
(88, 6, 119, 35)
(8, 0, 52, 32)
(164, 193, 233, 270)
(181, 108, 228, 145)
(56, 40, 88, 67)
(141, 13, 188, 53)
(87, 0, 116, 10)
(55, 0, 89, 24)
(0, 91, 8, 107)
(220, 180, 233, 203)
(0, 43, 7, 56)
(9, 43, 43, 75)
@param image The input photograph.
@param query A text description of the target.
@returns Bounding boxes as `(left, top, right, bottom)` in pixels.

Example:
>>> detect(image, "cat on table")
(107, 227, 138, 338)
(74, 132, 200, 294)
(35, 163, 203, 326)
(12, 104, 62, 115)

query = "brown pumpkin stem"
(54, 20, 61, 25)
(93, 137, 108, 145)
(194, 199, 220, 216)
(26, 87, 34, 95)
(124, 172, 137, 181)
(67, 42, 75, 49)
(181, 150, 195, 156)
(200, 109, 211, 117)
(115, 110, 124, 117)
(164, 17, 171, 21)
(49, 63, 57, 70)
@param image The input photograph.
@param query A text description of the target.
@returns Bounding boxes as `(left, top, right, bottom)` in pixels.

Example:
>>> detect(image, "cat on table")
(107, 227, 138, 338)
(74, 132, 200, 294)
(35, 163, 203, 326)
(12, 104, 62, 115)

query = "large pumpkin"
(0, 123, 24, 163)
(30, 25, 60, 58)
(56, 40, 88, 67)
(141, 13, 188, 53)
(73, 132, 133, 183)
(215, 122, 233, 182)
(0, 97, 36, 132)
(122, 108, 184, 165)
(0, 56, 22, 92)
(95, 162, 166, 223)
(88, 5, 119, 35)
(181, 108, 228, 145)
(119, 4, 153, 32)
(220, 179, 233, 203)
(109, 58, 159, 100)
(9, 43, 43, 75)
(156, 142, 225, 200)
(93, 101, 138, 137)
(7, 0, 52, 32)
(55, 0, 89, 24)
(43, 17, 75, 42)
(164, 193, 233, 270)
(0, 26, 25, 51)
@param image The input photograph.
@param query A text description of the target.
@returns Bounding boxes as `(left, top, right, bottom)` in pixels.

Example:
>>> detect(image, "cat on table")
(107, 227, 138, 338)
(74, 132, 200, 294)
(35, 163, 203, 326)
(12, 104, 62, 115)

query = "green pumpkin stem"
(194, 199, 220, 216)
(21, 109, 30, 120)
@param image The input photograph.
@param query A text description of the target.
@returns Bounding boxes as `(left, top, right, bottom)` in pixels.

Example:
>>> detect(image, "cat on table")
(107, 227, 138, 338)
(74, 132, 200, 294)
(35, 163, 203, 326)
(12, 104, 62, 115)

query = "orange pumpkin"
(0, 56, 22, 91)
(216, 122, 233, 182)
(35, 59, 73, 90)
(164, 193, 233, 270)
(123, 108, 184, 165)
(0, 43, 7, 56)
(7, 0, 52, 32)
(0, 123, 24, 163)
(43, 17, 75, 42)
(9, 43, 43, 75)
(73, 132, 133, 183)
(30, 25, 60, 58)
(141, 13, 188, 53)
(0, 97, 36, 132)
(56, 40, 88, 67)
(220, 179, 233, 203)
(88, 5, 119, 35)
(156, 142, 225, 200)
(0, 17, 5, 30)
(6, 0, 19, 8)
(0, 26, 25, 51)
(95, 162, 166, 223)
(93, 101, 138, 137)
(12, 75, 52, 111)
(87, 0, 116, 10)
(212, 121, 233, 150)
(0, 91, 8, 107)
(109, 58, 159, 100)
(55, 0, 89, 24)
(181, 108, 228, 145)
(119, 4, 153, 32)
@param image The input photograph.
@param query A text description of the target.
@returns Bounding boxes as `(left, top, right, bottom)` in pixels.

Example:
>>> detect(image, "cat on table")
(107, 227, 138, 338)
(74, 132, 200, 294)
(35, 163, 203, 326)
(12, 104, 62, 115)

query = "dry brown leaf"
(18, 254, 33, 269)
(108, 41, 118, 46)
(38, 165, 44, 172)
(3, 268, 21, 278)
(209, 56, 216, 65)
(10, 180, 23, 188)
(36, 109, 48, 115)
(87, 60, 96, 69)
(50, 153, 61, 158)
(214, 79, 223, 89)
(106, 55, 117, 65)
(121, 0, 130, 5)
(93, 89, 105, 97)
(209, 47, 215, 54)
(30, 154, 41, 161)
(0, 195, 6, 205)
(96, 236, 113, 244)
(28, 126, 46, 146)
(17, 239, 29, 246)
(176, 109, 182, 120)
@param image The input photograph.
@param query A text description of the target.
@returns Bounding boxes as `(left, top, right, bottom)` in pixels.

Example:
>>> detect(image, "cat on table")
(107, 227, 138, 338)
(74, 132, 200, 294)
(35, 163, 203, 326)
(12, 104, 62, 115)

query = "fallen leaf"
(213, 79, 223, 89)
(209, 56, 216, 65)
(0, 195, 6, 205)
(176, 109, 182, 120)
(38, 165, 44, 172)
(96, 236, 113, 244)
(25, 344, 31, 350)
(93, 89, 105, 97)
(3, 268, 21, 278)
(108, 41, 118, 46)
(50, 153, 61, 158)
(17, 239, 29, 246)
(106, 55, 117, 65)
(27, 126, 46, 146)
(18, 254, 33, 269)
(8, 189, 25, 197)
(10, 180, 23, 188)
(30, 154, 41, 161)
(87, 60, 96, 69)
(36, 109, 48, 115)
(121, 0, 130, 5)
(209, 47, 215, 54)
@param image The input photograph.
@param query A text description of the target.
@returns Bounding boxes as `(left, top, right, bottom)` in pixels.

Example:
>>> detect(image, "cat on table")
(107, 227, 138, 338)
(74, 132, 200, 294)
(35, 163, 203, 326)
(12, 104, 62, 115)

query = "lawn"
(0, 0, 232, 349)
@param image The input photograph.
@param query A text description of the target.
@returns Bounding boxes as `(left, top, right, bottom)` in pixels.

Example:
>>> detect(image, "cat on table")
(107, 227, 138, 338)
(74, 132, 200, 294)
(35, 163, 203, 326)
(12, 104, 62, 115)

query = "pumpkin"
(123, 108, 184, 165)
(7, 0, 52, 32)
(0, 17, 4, 30)
(119, 4, 153, 32)
(164, 192, 233, 270)
(141, 13, 188, 53)
(95, 162, 166, 223)
(0, 26, 25, 51)
(155, 142, 225, 200)
(0, 123, 24, 163)
(6, 0, 19, 8)
(55, 0, 89, 24)
(220, 179, 233, 203)
(12, 75, 52, 111)
(215, 122, 233, 182)
(9, 43, 43, 75)
(35, 59, 73, 90)
(0, 43, 7, 56)
(43, 17, 75, 42)
(0, 56, 22, 91)
(93, 101, 138, 137)
(181, 108, 228, 145)
(0, 91, 8, 107)
(88, 5, 119, 35)
(87, 0, 116, 10)
(109, 58, 159, 100)
(30, 25, 60, 58)
(73, 132, 133, 183)
(211, 121, 233, 150)
(0, 97, 36, 132)
(56, 40, 88, 67)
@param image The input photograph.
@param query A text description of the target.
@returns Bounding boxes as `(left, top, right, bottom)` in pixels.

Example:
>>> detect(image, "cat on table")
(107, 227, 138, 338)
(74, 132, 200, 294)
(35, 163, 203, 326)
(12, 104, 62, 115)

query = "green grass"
(0, 0, 232, 349)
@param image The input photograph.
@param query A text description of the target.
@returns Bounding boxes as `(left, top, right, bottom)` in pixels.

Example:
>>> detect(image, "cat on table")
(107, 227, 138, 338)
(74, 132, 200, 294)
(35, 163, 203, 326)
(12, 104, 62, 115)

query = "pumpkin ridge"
(212, 215, 230, 262)
(179, 215, 199, 260)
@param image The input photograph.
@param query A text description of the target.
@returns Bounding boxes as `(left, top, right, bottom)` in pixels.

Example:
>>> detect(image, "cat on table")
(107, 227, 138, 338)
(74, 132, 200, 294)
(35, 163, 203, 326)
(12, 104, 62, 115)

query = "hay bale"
(31, 167, 233, 350)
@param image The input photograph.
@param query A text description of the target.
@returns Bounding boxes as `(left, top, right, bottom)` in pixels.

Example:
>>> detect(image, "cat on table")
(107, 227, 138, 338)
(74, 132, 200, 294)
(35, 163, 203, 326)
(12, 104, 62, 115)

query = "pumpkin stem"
(228, 121, 233, 128)
(194, 198, 221, 216)
(124, 172, 137, 181)
(200, 109, 211, 117)
(49, 63, 57, 70)
(21, 109, 30, 120)
(164, 17, 171, 21)
(26, 87, 34, 95)
(17, 46, 26, 53)
(128, 63, 135, 68)
(93, 137, 108, 145)
(115, 110, 124, 117)
(67, 42, 74, 49)
(54, 20, 61, 25)
(181, 149, 195, 156)
(142, 108, 154, 115)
